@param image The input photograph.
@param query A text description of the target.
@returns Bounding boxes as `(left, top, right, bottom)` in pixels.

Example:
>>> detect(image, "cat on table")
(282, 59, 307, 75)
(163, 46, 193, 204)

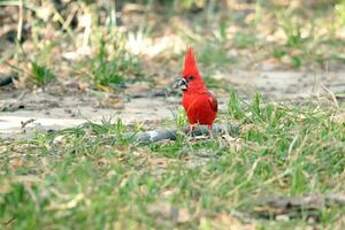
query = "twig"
(321, 83, 339, 108)
(51, 6, 74, 38)
(1, 217, 16, 226)
(16, 0, 23, 42)
(21, 119, 35, 129)
(61, 6, 79, 32)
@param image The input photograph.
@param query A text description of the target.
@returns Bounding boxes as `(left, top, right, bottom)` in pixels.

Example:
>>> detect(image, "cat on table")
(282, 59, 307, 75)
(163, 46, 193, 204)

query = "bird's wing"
(208, 91, 218, 113)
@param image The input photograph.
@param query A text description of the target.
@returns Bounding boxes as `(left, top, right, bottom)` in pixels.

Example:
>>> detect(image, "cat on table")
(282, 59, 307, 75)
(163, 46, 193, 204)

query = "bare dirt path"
(1, 70, 345, 139)
(0, 92, 179, 139)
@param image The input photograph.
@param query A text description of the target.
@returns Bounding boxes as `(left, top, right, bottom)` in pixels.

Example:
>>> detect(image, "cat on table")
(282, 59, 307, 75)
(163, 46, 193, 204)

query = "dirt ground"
(1, 69, 345, 139)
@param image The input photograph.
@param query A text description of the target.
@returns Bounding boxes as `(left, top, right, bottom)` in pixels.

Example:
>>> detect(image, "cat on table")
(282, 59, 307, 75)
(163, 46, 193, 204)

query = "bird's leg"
(208, 125, 214, 138)
(189, 124, 196, 136)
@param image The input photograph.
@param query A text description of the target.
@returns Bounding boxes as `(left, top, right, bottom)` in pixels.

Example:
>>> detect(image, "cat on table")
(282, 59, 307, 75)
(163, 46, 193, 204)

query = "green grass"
(31, 62, 55, 87)
(85, 34, 142, 90)
(233, 31, 257, 49)
(1, 93, 345, 229)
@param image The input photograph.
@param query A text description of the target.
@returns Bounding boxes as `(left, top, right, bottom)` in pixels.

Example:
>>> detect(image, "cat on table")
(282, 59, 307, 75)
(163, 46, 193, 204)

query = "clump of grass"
(90, 36, 141, 89)
(31, 62, 55, 86)
(198, 43, 235, 68)
(272, 48, 287, 59)
(175, 107, 188, 128)
(227, 88, 244, 119)
(335, 1, 345, 26)
(233, 31, 257, 49)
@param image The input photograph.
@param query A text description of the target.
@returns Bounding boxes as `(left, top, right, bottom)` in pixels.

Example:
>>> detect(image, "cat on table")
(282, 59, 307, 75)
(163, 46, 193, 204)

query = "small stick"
(16, 0, 23, 42)
(321, 84, 339, 108)
(21, 119, 35, 129)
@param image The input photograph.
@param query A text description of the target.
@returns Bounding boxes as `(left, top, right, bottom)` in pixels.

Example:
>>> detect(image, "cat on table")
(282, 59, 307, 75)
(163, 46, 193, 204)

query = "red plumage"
(181, 48, 218, 128)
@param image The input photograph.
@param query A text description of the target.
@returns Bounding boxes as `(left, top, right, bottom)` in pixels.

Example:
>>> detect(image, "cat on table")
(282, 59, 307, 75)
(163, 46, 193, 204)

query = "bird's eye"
(187, 76, 194, 81)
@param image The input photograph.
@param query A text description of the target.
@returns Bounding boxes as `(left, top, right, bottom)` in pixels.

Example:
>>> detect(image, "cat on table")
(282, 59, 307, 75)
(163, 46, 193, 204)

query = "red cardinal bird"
(177, 47, 218, 131)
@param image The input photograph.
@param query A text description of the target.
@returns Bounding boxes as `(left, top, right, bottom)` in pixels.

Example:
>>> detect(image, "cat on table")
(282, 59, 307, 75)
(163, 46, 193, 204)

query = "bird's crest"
(183, 47, 200, 78)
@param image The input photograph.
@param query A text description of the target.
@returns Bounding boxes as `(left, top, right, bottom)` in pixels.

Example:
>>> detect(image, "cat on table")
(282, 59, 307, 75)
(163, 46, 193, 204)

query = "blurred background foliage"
(1, 0, 345, 90)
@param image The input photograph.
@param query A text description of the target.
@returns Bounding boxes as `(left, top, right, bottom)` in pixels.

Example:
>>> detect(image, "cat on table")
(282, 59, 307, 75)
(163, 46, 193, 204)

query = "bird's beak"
(175, 78, 188, 91)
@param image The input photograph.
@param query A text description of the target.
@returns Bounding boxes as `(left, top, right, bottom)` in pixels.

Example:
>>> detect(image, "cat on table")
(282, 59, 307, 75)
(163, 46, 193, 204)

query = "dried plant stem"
(16, 0, 24, 42)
